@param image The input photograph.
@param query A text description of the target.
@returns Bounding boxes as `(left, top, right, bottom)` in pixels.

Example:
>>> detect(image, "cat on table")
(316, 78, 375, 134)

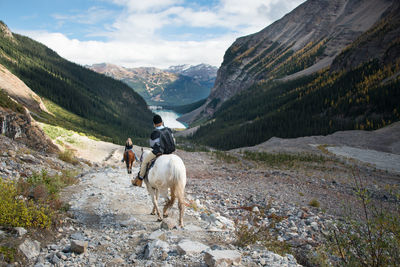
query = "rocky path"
(32, 163, 302, 267)
(5, 129, 399, 266)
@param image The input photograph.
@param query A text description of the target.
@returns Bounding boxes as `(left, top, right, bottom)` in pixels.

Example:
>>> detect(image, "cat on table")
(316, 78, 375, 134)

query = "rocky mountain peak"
(166, 63, 218, 82)
(182, 0, 397, 124)
(0, 21, 14, 40)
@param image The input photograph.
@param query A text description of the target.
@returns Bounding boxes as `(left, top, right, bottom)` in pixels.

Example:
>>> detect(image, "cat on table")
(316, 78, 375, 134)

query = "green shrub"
(0, 179, 52, 228)
(243, 151, 326, 167)
(0, 246, 16, 263)
(0, 89, 24, 113)
(309, 198, 320, 208)
(21, 170, 78, 201)
(235, 222, 291, 256)
(323, 174, 400, 266)
(213, 151, 239, 163)
(58, 149, 79, 165)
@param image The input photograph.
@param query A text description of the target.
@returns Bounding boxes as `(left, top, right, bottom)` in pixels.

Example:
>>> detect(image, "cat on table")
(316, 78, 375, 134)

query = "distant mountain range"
(186, 0, 400, 149)
(88, 63, 217, 106)
(0, 21, 153, 145)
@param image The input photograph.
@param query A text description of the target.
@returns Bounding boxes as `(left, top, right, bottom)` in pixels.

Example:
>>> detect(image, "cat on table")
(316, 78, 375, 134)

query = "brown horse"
(123, 150, 136, 174)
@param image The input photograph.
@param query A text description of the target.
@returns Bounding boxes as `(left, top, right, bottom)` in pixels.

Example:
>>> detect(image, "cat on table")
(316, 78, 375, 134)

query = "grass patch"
(316, 173, 400, 266)
(235, 214, 291, 256)
(309, 198, 320, 208)
(316, 144, 332, 154)
(176, 142, 210, 152)
(212, 151, 240, 163)
(0, 88, 24, 113)
(58, 149, 79, 165)
(0, 170, 79, 229)
(243, 151, 326, 167)
(0, 246, 16, 263)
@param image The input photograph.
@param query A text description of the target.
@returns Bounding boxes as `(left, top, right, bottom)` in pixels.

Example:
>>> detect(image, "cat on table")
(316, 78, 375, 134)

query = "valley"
(1, 0, 400, 266)
(88, 63, 217, 107)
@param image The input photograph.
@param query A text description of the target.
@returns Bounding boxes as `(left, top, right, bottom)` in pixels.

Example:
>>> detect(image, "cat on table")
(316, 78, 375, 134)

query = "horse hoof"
(150, 212, 156, 215)
(163, 214, 169, 218)
(157, 218, 163, 222)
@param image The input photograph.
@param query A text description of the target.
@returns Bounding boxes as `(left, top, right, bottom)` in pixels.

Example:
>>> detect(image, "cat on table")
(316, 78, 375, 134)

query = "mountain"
(0, 21, 153, 145)
(188, 0, 400, 149)
(166, 64, 218, 86)
(88, 63, 217, 106)
(183, 0, 395, 123)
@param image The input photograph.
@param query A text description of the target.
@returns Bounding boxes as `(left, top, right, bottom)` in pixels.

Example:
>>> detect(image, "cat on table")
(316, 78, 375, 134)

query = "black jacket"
(150, 126, 174, 155)
(150, 127, 162, 155)
(124, 144, 133, 152)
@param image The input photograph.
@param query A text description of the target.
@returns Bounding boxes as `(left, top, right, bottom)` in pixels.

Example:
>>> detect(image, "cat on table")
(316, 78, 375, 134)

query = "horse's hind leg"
(177, 196, 185, 227)
(163, 188, 176, 218)
(150, 189, 162, 221)
(128, 161, 132, 174)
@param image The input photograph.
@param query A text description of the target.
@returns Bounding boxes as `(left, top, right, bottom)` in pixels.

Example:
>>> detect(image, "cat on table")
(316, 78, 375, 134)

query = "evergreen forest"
(0, 26, 153, 144)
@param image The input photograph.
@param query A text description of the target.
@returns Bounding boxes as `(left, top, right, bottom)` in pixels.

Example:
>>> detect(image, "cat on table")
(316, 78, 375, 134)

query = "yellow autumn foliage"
(0, 179, 52, 229)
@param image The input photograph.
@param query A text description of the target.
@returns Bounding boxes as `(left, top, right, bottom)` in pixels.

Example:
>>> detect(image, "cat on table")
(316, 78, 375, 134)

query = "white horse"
(132, 149, 187, 227)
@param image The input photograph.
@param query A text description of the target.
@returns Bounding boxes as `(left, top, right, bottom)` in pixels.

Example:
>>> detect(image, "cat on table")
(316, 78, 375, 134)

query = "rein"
(139, 147, 144, 162)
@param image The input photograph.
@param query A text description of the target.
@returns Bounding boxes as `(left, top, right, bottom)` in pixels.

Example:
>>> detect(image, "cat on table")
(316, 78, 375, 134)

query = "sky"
(0, 0, 305, 68)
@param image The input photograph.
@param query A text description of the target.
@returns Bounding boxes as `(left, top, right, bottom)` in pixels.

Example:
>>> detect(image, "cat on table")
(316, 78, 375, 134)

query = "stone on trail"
(204, 250, 242, 267)
(149, 229, 167, 241)
(19, 239, 41, 260)
(177, 239, 210, 255)
(15, 227, 28, 237)
(144, 239, 170, 259)
(70, 239, 88, 254)
(160, 218, 176, 230)
(184, 224, 203, 232)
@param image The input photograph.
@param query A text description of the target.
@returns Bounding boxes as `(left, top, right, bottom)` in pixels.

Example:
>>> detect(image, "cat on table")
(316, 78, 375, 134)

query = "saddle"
(144, 155, 161, 180)
(132, 155, 161, 187)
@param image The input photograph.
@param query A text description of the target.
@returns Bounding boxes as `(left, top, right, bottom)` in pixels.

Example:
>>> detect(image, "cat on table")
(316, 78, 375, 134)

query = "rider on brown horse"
(122, 138, 134, 162)
(122, 138, 138, 174)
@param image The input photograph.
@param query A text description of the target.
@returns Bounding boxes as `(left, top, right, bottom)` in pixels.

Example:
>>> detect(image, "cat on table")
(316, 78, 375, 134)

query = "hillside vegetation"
(191, 2, 400, 149)
(0, 22, 153, 145)
(192, 60, 400, 149)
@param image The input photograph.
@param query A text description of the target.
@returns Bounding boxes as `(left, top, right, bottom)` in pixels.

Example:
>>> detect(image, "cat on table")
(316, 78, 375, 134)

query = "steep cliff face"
(0, 64, 48, 114)
(186, 0, 394, 123)
(331, 1, 400, 71)
(0, 107, 58, 153)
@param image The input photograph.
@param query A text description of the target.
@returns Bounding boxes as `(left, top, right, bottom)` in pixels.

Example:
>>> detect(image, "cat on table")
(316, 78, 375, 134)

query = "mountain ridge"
(187, 0, 400, 149)
(185, 0, 395, 123)
(0, 22, 153, 145)
(88, 63, 217, 106)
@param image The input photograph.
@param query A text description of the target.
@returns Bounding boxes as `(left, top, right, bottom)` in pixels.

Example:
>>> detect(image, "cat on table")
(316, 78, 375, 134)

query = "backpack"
(158, 127, 176, 154)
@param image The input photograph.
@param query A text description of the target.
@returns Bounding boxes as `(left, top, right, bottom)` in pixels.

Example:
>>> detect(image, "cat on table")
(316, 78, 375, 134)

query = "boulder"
(70, 240, 88, 254)
(177, 239, 209, 255)
(144, 239, 170, 259)
(204, 250, 241, 267)
(160, 218, 176, 230)
(149, 229, 167, 241)
(19, 239, 41, 260)
(14, 227, 27, 237)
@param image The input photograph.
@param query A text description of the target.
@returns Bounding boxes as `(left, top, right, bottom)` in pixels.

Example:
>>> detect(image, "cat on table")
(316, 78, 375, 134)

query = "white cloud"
(20, 0, 305, 68)
(52, 6, 116, 25)
(22, 30, 233, 68)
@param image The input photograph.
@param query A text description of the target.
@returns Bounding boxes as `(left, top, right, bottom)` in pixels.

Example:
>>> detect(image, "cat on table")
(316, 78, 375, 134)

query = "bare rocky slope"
(0, 63, 48, 114)
(181, 0, 396, 123)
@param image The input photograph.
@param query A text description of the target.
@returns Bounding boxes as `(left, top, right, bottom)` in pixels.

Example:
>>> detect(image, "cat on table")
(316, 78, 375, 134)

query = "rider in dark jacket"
(138, 115, 174, 179)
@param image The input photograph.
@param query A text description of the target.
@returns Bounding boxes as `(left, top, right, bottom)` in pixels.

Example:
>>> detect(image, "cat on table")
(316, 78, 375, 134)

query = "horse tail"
(171, 157, 186, 200)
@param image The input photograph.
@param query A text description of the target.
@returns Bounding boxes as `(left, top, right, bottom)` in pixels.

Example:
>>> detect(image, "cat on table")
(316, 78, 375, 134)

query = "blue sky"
(0, 0, 305, 68)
